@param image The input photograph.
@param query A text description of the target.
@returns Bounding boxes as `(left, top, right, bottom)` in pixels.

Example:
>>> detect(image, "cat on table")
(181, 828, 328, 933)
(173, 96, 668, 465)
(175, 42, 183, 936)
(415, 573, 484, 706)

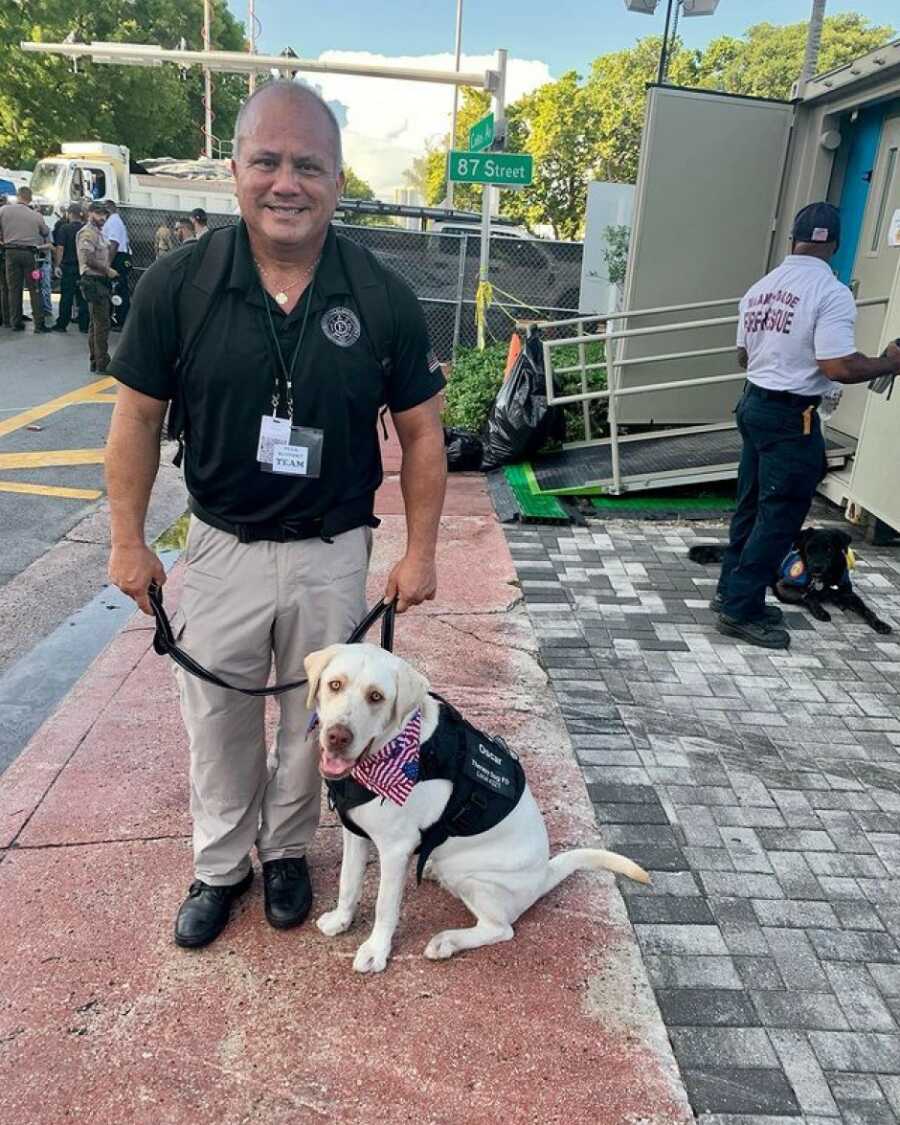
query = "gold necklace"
(255, 257, 319, 306)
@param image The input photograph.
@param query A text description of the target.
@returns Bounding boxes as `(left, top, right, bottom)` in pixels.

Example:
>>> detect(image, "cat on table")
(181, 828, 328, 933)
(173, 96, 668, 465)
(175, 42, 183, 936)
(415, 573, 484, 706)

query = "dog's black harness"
(326, 696, 526, 883)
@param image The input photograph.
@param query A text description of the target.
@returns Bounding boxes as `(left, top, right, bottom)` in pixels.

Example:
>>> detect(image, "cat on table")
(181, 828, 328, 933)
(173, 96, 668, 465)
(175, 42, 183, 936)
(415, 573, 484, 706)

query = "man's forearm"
(399, 431, 446, 559)
(105, 407, 163, 545)
(821, 353, 900, 385)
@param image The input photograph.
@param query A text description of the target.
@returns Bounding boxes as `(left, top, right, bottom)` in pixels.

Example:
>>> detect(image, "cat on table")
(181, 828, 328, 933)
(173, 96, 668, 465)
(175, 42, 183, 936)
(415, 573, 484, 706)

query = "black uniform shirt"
(52, 220, 83, 267)
(110, 222, 444, 528)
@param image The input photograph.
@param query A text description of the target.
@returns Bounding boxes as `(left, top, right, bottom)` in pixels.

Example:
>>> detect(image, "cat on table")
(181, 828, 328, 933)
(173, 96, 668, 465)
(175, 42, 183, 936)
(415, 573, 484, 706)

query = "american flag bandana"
(307, 709, 423, 806)
(351, 708, 422, 805)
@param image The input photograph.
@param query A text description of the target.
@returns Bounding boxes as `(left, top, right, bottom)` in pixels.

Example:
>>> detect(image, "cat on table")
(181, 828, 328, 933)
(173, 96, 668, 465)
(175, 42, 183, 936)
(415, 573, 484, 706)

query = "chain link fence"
(118, 204, 583, 361)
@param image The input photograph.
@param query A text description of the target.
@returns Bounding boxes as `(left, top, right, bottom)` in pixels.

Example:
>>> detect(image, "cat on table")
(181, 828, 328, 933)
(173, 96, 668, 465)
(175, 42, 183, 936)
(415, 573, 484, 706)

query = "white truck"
(28, 141, 239, 219)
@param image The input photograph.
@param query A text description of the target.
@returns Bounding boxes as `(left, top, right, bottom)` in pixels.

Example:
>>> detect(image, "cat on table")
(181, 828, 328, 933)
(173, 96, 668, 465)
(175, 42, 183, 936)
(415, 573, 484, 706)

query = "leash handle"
(148, 582, 397, 697)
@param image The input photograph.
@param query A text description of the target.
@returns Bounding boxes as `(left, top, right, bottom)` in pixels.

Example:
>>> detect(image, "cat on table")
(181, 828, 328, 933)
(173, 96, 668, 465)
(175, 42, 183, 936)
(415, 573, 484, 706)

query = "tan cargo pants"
(173, 516, 369, 885)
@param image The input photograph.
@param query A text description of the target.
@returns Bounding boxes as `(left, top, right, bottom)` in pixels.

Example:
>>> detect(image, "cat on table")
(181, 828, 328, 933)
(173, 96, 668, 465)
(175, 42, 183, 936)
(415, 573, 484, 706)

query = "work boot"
(173, 870, 253, 948)
(709, 594, 783, 624)
(717, 614, 790, 649)
(263, 857, 312, 930)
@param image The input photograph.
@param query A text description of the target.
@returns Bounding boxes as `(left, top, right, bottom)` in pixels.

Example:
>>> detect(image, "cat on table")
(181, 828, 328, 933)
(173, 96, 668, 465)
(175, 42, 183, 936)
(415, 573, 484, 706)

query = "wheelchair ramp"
(530, 423, 856, 495)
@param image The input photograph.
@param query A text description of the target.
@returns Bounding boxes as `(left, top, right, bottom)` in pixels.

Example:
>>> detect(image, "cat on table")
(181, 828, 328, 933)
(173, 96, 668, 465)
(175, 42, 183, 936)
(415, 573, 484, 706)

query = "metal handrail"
(542, 293, 891, 495)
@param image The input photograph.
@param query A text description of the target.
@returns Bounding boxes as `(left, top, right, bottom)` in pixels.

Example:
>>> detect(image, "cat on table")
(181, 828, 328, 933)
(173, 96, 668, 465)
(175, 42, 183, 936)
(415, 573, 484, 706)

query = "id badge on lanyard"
(256, 272, 324, 478)
(257, 415, 324, 477)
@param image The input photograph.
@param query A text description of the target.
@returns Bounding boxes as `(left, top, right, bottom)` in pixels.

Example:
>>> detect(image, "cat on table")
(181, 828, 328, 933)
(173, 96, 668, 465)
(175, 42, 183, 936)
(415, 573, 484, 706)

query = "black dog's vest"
(325, 696, 526, 882)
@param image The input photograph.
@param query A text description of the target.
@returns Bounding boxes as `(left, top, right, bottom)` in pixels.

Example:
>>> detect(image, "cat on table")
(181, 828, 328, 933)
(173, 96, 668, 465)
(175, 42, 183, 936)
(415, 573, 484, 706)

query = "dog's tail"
(688, 544, 727, 565)
(539, 848, 650, 899)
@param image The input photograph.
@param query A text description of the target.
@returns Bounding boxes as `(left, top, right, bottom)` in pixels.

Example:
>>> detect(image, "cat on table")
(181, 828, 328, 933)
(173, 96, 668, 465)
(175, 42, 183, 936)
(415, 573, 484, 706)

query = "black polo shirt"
(110, 222, 444, 530)
(53, 219, 83, 267)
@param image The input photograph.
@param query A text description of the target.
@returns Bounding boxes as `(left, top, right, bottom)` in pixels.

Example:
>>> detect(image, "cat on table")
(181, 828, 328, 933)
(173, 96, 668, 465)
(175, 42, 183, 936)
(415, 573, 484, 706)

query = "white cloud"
(308, 51, 553, 196)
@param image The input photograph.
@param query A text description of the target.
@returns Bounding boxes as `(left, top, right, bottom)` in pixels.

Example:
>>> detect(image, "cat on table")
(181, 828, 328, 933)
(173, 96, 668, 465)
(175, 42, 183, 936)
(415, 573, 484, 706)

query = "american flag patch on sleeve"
(427, 350, 442, 374)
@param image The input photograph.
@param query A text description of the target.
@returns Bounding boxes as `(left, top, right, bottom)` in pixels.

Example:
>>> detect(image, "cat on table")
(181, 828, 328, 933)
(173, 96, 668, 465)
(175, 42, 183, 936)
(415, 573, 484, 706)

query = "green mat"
(504, 462, 734, 520)
(503, 464, 569, 521)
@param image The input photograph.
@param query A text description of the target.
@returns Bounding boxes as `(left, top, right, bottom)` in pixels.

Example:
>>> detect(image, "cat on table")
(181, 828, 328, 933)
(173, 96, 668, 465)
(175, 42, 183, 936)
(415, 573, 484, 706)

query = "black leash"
(148, 581, 395, 697)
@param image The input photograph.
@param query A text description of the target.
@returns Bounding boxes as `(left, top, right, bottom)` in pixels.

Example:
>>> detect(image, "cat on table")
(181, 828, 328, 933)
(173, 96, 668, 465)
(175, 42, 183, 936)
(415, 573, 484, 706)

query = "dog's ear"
(837, 530, 853, 549)
(391, 660, 430, 729)
(796, 528, 814, 548)
(304, 645, 342, 710)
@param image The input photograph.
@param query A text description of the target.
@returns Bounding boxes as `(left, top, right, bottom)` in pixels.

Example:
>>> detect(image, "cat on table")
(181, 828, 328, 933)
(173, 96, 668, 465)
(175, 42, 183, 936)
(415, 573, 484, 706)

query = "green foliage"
(602, 225, 631, 287)
(441, 342, 507, 434)
(697, 14, 894, 99)
(0, 0, 247, 167)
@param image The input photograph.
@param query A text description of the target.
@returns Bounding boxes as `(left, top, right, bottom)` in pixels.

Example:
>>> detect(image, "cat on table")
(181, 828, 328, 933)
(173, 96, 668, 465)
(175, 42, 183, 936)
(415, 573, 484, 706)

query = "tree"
(584, 35, 699, 185)
(502, 71, 601, 240)
(0, 0, 248, 168)
(697, 13, 893, 100)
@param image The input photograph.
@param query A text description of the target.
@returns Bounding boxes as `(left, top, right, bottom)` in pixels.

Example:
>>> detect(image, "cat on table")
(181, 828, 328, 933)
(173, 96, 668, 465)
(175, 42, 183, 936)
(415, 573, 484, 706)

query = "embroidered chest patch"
(321, 306, 361, 348)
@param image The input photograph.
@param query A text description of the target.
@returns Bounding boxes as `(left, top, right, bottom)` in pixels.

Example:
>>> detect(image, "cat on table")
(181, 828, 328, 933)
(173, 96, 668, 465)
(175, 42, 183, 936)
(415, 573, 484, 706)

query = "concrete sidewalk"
(0, 443, 690, 1124)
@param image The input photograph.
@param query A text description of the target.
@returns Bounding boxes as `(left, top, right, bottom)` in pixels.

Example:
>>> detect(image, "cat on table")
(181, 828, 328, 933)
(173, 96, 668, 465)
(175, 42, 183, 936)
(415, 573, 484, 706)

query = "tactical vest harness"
(325, 695, 526, 883)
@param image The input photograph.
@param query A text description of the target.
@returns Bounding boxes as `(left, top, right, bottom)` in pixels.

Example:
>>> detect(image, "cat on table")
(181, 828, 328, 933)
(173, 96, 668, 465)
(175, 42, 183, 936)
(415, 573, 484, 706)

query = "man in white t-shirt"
(715, 202, 900, 649)
(102, 200, 131, 329)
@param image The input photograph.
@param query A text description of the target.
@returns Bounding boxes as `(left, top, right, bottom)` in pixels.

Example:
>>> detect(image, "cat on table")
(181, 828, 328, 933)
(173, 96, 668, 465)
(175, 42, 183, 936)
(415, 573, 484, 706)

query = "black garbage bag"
(480, 326, 565, 471)
(444, 427, 483, 472)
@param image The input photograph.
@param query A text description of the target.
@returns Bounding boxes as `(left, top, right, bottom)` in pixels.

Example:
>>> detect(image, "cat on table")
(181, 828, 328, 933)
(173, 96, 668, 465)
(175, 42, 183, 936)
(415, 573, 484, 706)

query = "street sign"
(448, 150, 533, 187)
(468, 113, 494, 153)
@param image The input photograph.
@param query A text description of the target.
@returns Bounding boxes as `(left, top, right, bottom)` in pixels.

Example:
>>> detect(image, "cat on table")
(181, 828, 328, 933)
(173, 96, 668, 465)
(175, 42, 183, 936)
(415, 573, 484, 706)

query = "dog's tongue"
(320, 748, 351, 779)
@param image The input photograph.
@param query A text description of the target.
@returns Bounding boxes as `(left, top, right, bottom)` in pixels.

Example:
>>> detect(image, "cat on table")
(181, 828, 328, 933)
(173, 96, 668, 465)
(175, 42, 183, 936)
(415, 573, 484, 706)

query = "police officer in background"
(715, 202, 900, 649)
(77, 200, 118, 373)
(190, 207, 210, 239)
(102, 199, 131, 328)
(52, 204, 89, 333)
(104, 80, 446, 949)
(0, 186, 50, 332)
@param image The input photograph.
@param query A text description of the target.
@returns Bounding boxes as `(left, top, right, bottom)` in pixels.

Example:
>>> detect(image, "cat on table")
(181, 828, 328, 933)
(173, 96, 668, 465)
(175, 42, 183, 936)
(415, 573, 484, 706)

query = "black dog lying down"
(689, 528, 892, 635)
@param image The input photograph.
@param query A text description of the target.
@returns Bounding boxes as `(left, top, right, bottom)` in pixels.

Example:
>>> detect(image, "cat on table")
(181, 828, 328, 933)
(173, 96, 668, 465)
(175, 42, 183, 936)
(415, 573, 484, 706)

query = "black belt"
(150, 586, 395, 697)
(746, 383, 821, 409)
(189, 497, 329, 544)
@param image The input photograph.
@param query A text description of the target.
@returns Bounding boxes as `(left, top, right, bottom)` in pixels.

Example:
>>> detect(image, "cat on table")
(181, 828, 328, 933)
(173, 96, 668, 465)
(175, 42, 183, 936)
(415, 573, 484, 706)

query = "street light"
(624, 0, 720, 84)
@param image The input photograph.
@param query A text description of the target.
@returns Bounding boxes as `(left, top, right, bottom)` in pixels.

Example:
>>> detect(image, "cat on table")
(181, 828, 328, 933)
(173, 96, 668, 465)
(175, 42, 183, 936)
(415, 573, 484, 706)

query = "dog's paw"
(874, 620, 893, 635)
(317, 909, 353, 937)
(353, 940, 390, 974)
(424, 931, 462, 960)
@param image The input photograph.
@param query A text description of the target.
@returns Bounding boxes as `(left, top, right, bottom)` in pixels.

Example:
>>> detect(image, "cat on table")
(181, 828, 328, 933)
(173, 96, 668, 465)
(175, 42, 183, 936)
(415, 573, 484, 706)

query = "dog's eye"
(327, 679, 342, 693)
(368, 691, 384, 704)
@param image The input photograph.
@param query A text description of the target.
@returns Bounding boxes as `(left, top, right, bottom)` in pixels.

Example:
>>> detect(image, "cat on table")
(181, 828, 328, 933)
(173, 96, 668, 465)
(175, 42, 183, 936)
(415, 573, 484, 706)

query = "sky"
(223, 0, 898, 195)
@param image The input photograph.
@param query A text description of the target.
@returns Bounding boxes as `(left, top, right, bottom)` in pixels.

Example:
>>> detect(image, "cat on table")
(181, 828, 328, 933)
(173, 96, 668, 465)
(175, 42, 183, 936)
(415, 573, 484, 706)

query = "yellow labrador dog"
(305, 642, 649, 974)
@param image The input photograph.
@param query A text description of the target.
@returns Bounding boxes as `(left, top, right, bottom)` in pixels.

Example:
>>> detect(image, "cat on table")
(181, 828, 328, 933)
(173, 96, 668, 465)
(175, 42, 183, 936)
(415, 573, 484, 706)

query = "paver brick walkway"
(506, 505, 900, 1125)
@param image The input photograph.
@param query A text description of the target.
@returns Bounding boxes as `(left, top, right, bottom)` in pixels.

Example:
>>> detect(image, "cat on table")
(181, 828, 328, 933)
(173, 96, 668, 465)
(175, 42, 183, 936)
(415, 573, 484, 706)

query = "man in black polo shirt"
(105, 80, 447, 949)
(52, 204, 89, 333)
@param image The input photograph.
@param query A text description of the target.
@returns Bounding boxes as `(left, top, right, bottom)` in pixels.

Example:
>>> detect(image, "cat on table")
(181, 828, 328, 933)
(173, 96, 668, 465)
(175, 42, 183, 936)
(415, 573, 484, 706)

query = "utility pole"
(203, 0, 213, 157)
(248, 0, 257, 95)
(799, 0, 827, 86)
(446, 0, 464, 209)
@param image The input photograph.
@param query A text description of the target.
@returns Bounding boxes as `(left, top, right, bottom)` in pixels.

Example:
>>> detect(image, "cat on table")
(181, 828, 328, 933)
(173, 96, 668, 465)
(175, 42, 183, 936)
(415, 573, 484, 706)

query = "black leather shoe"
(174, 870, 253, 948)
(709, 594, 783, 624)
(263, 857, 312, 929)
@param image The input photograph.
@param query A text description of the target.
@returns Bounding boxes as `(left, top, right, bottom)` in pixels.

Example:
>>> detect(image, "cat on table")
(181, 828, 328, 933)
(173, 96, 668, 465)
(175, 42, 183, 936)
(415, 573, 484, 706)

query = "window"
(870, 146, 897, 252)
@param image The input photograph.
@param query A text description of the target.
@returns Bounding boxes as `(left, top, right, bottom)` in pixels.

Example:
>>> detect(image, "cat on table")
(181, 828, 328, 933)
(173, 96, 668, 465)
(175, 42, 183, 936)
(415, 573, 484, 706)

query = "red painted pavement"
(0, 455, 690, 1124)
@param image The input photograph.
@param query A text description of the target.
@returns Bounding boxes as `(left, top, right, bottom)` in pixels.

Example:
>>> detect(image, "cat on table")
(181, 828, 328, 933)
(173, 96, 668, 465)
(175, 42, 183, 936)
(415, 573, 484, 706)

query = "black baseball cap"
(792, 202, 841, 248)
(87, 200, 108, 215)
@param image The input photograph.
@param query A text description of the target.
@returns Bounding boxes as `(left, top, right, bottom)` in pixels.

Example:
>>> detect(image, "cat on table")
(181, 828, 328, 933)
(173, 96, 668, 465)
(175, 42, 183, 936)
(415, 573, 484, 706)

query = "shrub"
(442, 342, 508, 434)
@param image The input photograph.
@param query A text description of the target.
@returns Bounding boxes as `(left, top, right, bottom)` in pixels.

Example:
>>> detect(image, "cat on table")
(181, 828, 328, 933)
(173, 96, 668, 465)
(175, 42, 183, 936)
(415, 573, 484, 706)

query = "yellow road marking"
(0, 448, 105, 470)
(0, 377, 116, 439)
(82, 393, 119, 403)
(0, 481, 102, 500)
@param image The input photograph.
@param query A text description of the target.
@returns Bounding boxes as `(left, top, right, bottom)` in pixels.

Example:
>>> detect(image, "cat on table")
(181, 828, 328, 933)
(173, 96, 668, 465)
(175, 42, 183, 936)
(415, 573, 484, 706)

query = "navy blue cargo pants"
(717, 383, 828, 623)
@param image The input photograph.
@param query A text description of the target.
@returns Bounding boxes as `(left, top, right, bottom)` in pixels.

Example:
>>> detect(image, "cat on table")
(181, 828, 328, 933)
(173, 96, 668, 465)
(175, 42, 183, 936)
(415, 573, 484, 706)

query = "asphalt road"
(0, 312, 187, 680)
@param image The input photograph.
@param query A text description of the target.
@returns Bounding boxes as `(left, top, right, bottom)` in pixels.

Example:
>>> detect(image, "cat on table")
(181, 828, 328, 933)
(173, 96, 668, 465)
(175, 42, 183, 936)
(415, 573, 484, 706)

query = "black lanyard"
(260, 271, 317, 421)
